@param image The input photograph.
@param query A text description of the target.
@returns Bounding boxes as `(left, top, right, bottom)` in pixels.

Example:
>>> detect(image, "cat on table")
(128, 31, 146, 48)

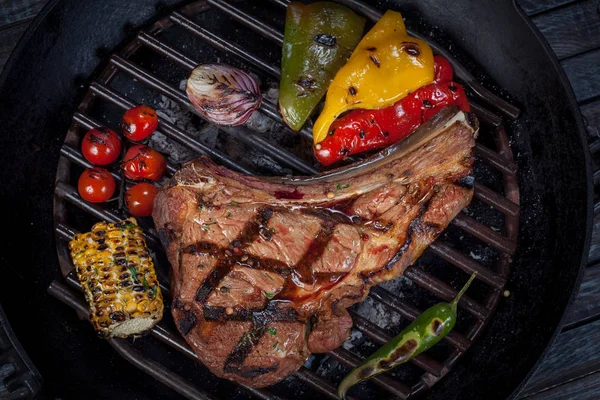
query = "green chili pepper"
(337, 271, 478, 399)
(278, 1, 365, 131)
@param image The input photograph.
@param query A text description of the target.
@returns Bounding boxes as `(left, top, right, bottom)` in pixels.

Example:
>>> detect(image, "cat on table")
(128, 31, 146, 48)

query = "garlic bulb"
(186, 64, 262, 126)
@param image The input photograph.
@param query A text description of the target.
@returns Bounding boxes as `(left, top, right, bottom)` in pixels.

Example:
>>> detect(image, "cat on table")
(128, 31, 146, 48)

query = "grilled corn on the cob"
(68, 218, 164, 338)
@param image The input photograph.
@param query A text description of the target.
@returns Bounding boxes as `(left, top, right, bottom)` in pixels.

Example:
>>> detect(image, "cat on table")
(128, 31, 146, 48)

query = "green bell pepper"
(278, 1, 365, 131)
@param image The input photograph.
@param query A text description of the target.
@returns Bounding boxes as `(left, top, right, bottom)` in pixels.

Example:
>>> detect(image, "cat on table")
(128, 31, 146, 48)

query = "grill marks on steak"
(153, 107, 478, 387)
(192, 207, 274, 304)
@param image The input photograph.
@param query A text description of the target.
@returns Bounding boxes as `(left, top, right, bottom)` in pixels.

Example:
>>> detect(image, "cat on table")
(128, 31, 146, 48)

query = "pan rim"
(506, 0, 593, 398)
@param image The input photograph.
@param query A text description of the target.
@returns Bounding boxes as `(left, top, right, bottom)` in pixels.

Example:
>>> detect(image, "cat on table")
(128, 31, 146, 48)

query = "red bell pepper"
(433, 55, 453, 84)
(313, 56, 470, 166)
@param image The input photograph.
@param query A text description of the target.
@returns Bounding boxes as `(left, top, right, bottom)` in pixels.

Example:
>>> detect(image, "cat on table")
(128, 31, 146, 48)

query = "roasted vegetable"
(125, 182, 158, 217)
(186, 64, 262, 126)
(313, 9, 434, 144)
(121, 144, 167, 181)
(122, 105, 159, 142)
(278, 1, 365, 131)
(314, 57, 470, 166)
(81, 127, 121, 166)
(337, 272, 477, 399)
(433, 55, 454, 84)
(78, 167, 116, 203)
(69, 218, 164, 338)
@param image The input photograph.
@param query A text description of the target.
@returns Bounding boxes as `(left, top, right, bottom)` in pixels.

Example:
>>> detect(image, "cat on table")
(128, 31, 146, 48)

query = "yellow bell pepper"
(313, 10, 434, 144)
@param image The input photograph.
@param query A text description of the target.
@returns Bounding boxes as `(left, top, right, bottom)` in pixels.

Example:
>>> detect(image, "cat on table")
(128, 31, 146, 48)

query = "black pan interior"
(0, 0, 591, 399)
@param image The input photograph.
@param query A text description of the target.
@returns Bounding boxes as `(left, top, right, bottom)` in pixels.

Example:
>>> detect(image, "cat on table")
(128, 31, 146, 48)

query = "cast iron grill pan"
(49, 1, 521, 399)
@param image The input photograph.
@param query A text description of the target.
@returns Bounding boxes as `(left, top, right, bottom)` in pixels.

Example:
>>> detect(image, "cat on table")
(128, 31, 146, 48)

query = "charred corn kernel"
(313, 10, 434, 143)
(68, 218, 164, 338)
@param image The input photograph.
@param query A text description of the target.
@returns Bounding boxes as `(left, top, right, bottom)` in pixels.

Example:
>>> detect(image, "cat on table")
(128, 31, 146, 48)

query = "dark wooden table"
(1, 0, 599, 398)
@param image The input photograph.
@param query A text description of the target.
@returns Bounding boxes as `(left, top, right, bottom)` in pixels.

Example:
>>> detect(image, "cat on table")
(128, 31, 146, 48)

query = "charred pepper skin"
(278, 1, 365, 132)
(314, 55, 461, 166)
(312, 10, 435, 144)
(314, 80, 470, 166)
(337, 272, 478, 399)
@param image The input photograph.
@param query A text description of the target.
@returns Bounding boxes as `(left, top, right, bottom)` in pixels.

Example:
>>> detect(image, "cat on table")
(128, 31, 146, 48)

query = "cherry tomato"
(121, 105, 159, 141)
(81, 127, 122, 165)
(78, 167, 116, 203)
(125, 182, 159, 217)
(122, 144, 167, 181)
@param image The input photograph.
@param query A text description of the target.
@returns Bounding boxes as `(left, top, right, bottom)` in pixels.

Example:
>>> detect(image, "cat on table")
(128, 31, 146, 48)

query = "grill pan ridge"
(49, 1, 521, 399)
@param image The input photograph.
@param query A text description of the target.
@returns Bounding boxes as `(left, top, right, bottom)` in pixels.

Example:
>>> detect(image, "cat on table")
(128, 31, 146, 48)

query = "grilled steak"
(153, 107, 478, 387)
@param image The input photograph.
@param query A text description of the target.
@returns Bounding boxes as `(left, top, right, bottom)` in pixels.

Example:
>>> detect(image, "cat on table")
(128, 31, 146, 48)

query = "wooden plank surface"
(531, 0, 600, 59)
(581, 100, 600, 139)
(561, 48, 600, 103)
(524, 371, 600, 400)
(588, 214, 600, 264)
(518, 319, 600, 397)
(0, 0, 46, 25)
(517, 0, 580, 15)
(0, 22, 29, 74)
(563, 265, 600, 328)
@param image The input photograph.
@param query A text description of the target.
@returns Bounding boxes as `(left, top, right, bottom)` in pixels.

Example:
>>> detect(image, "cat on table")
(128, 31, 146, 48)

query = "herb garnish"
(230, 201, 239, 206)
(201, 222, 218, 231)
(120, 222, 136, 231)
(336, 183, 350, 190)
(267, 328, 277, 335)
(225, 211, 233, 218)
(151, 285, 158, 299)
(129, 267, 139, 282)
(264, 291, 275, 299)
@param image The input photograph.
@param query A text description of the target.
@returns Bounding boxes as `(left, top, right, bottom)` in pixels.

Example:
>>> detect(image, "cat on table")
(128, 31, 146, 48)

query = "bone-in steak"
(152, 107, 478, 387)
